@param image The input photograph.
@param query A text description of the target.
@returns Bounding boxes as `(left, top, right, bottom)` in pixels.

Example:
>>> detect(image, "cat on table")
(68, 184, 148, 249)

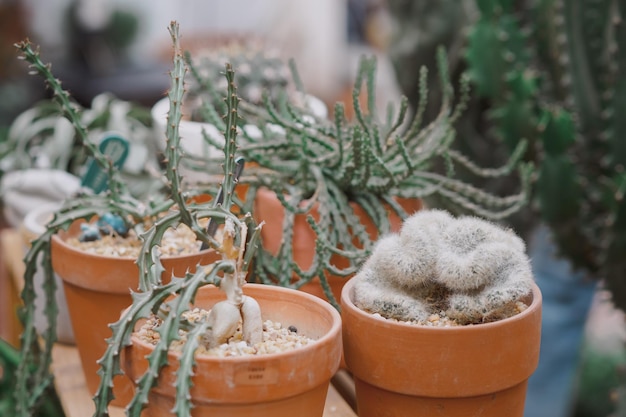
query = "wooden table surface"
(1, 229, 357, 416)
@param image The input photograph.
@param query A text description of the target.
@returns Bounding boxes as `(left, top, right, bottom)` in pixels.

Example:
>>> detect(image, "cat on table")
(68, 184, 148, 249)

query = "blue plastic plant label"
(80, 133, 129, 194)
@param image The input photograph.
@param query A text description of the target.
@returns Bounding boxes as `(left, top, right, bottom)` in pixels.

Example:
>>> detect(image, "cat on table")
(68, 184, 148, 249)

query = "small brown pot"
(51, 220, 218, 407)
(341, 277, 542, 417)
(123, 283, 343, 417)
(253, 187, 422, 302)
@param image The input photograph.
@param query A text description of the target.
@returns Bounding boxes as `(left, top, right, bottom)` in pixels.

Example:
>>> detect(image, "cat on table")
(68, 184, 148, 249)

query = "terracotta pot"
(51, 220, 219, 407)
(123, 283, 342, 416)
(253, 187, 422, 302)
(341, 277, 542, 417)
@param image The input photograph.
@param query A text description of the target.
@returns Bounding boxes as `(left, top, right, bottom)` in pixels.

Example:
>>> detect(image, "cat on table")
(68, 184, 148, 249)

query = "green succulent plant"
(465, 0, 626, 312)
(183, 39, 298, 123)
(190, 45, 532, 308)
(10, 23, 235, 417)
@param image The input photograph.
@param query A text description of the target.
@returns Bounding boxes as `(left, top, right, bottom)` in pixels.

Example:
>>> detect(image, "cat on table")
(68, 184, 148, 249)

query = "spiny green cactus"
(93, 23, 263, 417)
(11, 21, 262, 417)
(11, 39, 155, 417)
(184, 39, 296, 122)
(465, 0, 626, 311)
(10, 23, 241, 416)
(191, 45, 532, 308)
(352, 209, 534, 325)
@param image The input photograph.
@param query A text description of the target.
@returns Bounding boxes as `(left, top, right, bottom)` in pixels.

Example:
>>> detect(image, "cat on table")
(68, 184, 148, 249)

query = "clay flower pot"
(51, 220, 218, 407)
(123, 283, 342, 417)
(341, 277, 542, 417)
(253, 187, 422, 302)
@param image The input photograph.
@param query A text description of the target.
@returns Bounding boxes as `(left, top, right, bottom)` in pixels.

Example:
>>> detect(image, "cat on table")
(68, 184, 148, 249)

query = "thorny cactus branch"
(163, 23, 190, 223)
(92, 22, 265, 417)
(14, 40, 127, 200)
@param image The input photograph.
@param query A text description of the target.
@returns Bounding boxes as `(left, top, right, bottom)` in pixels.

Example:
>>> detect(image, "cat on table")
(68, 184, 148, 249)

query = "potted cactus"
(10, 28, 220, 412)
(95, 26, 341, 417)
(151, 42, 534, 308)
(93, 23, 342, 417)
(11, 22, 342, 417)
(341, 209, 542, 417)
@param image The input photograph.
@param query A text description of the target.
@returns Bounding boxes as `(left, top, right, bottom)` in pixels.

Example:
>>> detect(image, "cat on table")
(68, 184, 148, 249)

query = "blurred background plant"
(183, 39, 294, 121)
(386, 1, 626, 416)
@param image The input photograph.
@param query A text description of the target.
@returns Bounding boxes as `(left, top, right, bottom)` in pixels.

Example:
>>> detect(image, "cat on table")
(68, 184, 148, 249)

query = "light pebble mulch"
(64, 219, 209, 258)
(136, 308, 315, 357)
(368, 301, 529, 327)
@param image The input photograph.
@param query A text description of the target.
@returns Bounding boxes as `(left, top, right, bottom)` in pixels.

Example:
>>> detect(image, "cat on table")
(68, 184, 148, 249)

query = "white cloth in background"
(1, 169, 81, 228)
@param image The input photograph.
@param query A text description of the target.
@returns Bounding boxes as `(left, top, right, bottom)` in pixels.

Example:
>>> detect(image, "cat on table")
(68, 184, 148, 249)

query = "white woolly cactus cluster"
(352, 209, 534, 325)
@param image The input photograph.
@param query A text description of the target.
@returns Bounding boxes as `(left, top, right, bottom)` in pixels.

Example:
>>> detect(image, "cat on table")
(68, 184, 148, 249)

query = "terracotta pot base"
(61, 281, 135, 406)
(143, 381, 329, 417)
(353, 379, 528, 417)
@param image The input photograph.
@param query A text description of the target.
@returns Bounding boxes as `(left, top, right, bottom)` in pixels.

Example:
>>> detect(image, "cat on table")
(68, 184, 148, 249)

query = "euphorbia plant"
(10, 22, 236, 417)
(92, 24, 268, 416)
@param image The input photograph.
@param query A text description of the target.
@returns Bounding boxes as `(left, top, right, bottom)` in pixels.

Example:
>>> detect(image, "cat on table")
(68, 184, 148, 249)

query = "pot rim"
(128, 283, 342, 363)
(341, 276, 543, 397)
(341, 277, 542, 333)
(51, 222, 214, 262)
(123, 283, 343, 405)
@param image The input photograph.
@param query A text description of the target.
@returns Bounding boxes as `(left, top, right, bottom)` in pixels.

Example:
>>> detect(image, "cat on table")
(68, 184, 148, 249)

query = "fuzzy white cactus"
(352, 209, 534, 325)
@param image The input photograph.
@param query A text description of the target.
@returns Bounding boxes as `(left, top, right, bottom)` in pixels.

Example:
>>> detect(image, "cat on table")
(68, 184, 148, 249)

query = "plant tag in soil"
(81, 133, 129, 193)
